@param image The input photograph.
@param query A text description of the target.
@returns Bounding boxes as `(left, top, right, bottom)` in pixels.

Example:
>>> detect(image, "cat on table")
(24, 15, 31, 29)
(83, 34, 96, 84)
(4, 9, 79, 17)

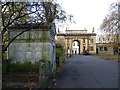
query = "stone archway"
(72, 40, 80, 54)
(57, 30, 97, 55)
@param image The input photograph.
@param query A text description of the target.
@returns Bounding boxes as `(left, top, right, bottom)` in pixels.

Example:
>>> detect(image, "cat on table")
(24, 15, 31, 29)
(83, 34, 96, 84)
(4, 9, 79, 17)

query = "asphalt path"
(53, 55, 118, 88)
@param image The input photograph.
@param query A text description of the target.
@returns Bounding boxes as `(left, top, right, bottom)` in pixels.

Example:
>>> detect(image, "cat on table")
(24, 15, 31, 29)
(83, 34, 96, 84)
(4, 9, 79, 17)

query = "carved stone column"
(81, 39, 84, 53)
(87, 38, 89, 52)
(65, 38, 68, 55)
(70, 38, 73, 55)
(78, 39, 80, 54)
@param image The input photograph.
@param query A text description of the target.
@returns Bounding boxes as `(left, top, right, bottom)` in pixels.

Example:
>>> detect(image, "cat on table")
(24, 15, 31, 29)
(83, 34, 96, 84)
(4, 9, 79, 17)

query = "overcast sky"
(58, 0, 117, 34)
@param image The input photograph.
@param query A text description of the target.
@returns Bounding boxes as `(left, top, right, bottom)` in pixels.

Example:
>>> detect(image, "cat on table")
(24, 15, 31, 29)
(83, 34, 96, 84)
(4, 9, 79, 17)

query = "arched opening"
(72, 40, 80, 54)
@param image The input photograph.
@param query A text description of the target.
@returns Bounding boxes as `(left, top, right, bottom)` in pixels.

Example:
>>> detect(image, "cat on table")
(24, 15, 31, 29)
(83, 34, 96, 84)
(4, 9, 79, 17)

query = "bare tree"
(100, 1, 120, 54)
(1, 2, 74, 55)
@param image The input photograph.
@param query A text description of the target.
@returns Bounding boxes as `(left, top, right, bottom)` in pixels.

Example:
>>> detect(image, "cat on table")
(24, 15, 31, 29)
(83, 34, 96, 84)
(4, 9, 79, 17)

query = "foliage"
(100, 1, 120, 54)
(100, 1, 119, 35)
(1, 1, 74, 53)
(56, 48, 63, 57)
(3, 51, 7, 60)
(56, 43, 63, 48)
(59, 55, 67, 60)
(56, 43, 63, 57)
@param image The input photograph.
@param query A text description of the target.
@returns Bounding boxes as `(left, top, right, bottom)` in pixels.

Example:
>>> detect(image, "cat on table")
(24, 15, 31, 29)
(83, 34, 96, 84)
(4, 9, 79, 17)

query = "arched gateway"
(57, 30, 96, 55)
(72, 40, 80, 54)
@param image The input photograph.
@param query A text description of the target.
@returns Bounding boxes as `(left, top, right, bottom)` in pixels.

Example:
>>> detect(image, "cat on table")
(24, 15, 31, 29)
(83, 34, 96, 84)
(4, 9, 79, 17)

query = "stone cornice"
(57, 33, 96, 36)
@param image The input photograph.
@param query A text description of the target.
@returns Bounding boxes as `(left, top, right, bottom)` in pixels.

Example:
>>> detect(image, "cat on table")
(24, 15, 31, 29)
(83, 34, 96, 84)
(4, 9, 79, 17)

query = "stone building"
(8, 23, 56, 69)
(57, 30, 96, 55)
(96, 35, 119, 55)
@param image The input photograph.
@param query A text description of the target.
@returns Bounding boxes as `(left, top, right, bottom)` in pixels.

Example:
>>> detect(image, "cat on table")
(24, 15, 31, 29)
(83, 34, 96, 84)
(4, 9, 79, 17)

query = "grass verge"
(100, 55, 119, 60)
(59, 55, 67, 60)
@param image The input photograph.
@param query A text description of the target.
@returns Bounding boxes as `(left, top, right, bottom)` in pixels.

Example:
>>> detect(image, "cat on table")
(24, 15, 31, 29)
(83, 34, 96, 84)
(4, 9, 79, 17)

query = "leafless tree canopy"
(100, 1, 120, 54)
(1, 1, 74, 53)
(100, 1, 119, 35)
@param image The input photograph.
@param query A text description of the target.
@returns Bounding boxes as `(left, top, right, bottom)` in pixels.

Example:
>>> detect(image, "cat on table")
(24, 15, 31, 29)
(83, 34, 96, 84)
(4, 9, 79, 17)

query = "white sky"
(57, 0, 117, 34)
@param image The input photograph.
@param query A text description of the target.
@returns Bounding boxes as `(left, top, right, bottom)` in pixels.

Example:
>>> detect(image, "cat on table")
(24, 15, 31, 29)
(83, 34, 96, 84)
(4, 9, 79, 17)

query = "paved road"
(53, 55, 118, 88)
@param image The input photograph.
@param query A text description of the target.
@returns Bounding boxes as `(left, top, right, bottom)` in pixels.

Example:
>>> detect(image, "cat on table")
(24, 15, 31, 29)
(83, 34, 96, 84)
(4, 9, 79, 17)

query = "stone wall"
(89, 36, 96, 54)
(96, 43, 114, 55)
(9, 42, 50, 63)
(8, 24, 56, 66)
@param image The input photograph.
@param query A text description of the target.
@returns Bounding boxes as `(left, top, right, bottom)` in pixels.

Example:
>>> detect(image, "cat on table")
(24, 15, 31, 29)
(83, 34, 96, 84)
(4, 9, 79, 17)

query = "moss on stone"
(13, 46, 16, 55)
(41, 43, 50, 61)
(14, 37, 50, 42)
(41, 44, 47, 61)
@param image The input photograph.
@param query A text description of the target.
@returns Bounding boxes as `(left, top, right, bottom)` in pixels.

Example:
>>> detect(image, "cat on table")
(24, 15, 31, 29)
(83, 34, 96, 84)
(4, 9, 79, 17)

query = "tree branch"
(2, 10, 38, 35)
(3, 29, 30, 53)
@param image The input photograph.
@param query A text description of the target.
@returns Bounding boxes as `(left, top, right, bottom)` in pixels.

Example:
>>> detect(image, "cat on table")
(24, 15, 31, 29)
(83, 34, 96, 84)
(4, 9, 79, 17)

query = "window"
(103, 38, 105, 41)
(68, 47, 69, 49)
(73, 43, 75, 46)
(99, 47, 103, 51)
(99, 38, 101, 41)
(60, 39, 64, 43)
(108, 38, 109, 41)
(91, 39, 94, 43)
(89, 46, 94, 51)
(83, 46, 85, 51)
(104, 47, 108, 51)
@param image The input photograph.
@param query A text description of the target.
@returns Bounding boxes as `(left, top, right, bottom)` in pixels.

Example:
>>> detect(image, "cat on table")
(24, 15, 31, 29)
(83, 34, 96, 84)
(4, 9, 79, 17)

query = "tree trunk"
(0, 1, 2, 89)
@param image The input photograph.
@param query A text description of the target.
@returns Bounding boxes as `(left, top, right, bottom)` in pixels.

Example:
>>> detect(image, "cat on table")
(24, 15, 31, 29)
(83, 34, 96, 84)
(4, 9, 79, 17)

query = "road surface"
(53, 55, 118, 88)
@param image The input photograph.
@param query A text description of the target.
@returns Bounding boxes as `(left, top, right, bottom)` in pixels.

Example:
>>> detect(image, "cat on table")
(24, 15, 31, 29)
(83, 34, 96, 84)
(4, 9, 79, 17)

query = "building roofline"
(66, 30, 87, 31)
(57, 33, 96, 36)
(8, 23, 53, 30)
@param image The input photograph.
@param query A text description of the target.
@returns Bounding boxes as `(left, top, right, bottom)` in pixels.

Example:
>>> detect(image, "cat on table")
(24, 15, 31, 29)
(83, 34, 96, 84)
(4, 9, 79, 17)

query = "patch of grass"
(8, 62, 39, 72)
(59, 56, 67, 60)
(100, 55, 119, 60)
(91, 54, 100, 56)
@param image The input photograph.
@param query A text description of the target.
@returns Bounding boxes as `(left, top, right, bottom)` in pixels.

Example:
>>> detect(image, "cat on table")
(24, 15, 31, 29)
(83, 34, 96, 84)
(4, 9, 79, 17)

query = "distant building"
(57, 30, 96, 55)
(8, 23, 56, 69)
(96, 35, 119, 55)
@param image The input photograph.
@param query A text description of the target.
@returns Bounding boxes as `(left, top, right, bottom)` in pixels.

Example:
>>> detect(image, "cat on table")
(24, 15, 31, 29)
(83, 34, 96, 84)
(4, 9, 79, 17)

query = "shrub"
(56, 43, 63, 57)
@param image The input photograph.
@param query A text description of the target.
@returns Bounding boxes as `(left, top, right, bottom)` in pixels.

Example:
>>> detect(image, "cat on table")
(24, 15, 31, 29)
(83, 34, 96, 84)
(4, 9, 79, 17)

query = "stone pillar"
(94, 37, 97, 54)
(86, 38, 89, 51)
(84, 38, 87, 51)
(66, 38, 70, 57)
(87, 38, 89, 52)
(69, 39, 72, 56)
(83, 38, 86, 52)
(81, 39, 84, 53)
(65, 38, 68, 55)
(78, 39, 81, 54)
